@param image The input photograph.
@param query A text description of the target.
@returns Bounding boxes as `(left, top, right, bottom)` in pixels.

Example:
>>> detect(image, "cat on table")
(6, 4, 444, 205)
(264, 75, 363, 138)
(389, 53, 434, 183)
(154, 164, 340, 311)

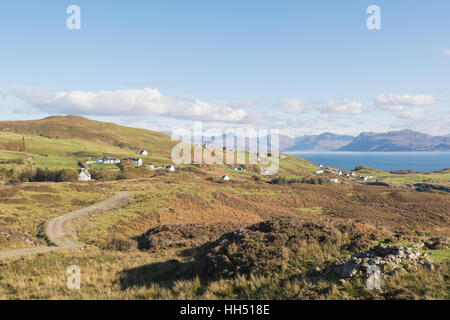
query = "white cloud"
(392, 114, 450, 136)
(277, 98, 363, 115)
(13, 88, 253, 123)
(375, 93, 437, 120)
(378, 104, 405, 112)
(376, 94, 437, 106)
(324, 100, 363, 115)
(276, 99, 311, 114)
(398, 108, 427, 120)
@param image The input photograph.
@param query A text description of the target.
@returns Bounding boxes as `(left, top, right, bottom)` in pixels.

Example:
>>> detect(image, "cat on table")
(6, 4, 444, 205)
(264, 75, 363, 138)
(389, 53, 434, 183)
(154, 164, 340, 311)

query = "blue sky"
(0, 0, 449, 136)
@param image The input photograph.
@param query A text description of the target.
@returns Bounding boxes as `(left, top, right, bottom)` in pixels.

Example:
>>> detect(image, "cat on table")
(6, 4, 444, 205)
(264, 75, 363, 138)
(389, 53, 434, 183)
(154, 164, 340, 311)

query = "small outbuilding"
(165, 165, 175, 172)
(221, 175, 230, 181)
(78, 168, 91, 182)
(123, 158, 143, 166)
(139, 150, 148, 156)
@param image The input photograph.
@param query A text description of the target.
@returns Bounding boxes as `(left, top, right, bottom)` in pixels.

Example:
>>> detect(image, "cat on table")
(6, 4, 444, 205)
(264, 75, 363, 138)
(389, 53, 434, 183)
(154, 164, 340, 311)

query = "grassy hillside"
(0, 116, 178, 171)
(0, 116, 448, 300)
(0, 116, 319, 177)
(354, 166, 450, 187)
(0, 116, 177, 157)
(0, 175, 448, 299)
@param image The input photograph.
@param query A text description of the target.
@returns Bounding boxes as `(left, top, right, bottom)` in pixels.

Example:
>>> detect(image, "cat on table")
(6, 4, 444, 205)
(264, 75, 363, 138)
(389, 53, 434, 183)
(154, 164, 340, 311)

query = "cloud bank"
(324, 100, 363, 115)
(13, 88, 252, 123)
(275, 99, 311, 114)
(375, 93, 438, 120)
(376, 94, 437, 107)
(276, 99, 363, 115)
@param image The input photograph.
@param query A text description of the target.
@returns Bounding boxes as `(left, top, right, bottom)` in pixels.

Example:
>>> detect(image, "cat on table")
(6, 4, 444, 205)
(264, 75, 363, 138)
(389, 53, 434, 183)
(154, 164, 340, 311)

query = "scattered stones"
(389, 267, 407, 276)
(0, 229, 39, 245)
(418, 261, 434, 270)
(334, 262, 359, 278)
(333, 243, 435, 279)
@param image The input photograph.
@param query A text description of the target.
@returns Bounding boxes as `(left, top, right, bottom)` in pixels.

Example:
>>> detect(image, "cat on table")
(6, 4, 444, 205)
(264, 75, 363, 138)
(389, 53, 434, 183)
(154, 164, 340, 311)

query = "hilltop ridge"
(0, 116, 177, 156)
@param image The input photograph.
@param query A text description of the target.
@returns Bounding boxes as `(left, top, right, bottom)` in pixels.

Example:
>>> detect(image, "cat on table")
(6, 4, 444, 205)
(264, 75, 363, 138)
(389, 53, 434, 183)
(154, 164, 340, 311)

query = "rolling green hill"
(0, 116, 318, 176)
(0, 116, 177, 156)
(0, 116, 178, 170)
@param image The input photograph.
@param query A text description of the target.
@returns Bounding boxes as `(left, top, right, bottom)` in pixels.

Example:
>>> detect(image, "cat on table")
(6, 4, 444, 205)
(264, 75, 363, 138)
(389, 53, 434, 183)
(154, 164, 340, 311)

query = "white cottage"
(97, 157, 120, 164)
(221, 175, 230, 181)
(165, 165, 175, 172)
(78, 169, 91, 182)
(123, 158, 143, 166)
(139, 150, 148, 156)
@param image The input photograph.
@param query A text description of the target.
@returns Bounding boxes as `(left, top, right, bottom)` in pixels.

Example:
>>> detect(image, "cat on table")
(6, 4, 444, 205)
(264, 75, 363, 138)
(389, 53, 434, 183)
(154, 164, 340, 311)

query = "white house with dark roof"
(139, 150, 148, 156)
(165, 165, 175, 172)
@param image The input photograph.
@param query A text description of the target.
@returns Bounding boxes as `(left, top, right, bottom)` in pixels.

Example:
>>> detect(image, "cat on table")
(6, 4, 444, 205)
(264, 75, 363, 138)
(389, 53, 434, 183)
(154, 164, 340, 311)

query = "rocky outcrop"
(333, 244, 436, 278)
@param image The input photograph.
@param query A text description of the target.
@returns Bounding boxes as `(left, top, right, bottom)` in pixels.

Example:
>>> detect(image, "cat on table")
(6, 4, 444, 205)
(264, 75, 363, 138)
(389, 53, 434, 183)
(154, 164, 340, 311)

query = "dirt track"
(0, 192, 129, 260)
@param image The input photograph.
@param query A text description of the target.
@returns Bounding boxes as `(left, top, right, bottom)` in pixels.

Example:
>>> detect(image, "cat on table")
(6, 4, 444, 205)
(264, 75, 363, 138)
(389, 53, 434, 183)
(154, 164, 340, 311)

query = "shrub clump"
(195, 216, 344, 278)
(138, 221, 248, 251)
(102, 237, 135, 252)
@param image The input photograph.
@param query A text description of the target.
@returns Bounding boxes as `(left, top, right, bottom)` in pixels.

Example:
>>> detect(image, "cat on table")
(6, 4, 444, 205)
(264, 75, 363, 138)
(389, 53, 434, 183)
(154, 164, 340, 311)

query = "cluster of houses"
(78, 163, 176, 182)
(314, 164, 376, 183)
(94, 150, 150, 167)
(78, 149, 179, 181)
(76, 146, 290, 182)
(96, 157, 142, 166)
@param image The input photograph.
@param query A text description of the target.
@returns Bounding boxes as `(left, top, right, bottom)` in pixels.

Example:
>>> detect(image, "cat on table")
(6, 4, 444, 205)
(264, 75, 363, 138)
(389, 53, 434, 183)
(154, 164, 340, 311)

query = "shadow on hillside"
(118, 258, 206, 290)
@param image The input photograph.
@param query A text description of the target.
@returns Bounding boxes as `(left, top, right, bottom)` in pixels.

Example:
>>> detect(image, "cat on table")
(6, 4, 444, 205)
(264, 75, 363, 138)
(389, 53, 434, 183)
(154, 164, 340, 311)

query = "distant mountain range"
(281, 133, 354, 152)
(336, 130, 450, 152)
(189, 130, 450, 152)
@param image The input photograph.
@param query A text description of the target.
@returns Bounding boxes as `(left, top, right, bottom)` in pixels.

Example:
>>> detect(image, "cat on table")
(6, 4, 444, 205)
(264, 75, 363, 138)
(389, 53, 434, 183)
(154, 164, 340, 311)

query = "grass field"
(0, 240, 447, 300)
(0, 182, 113, 250)
(353, 166, 450, 187)
(0, 116, 448, 300)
